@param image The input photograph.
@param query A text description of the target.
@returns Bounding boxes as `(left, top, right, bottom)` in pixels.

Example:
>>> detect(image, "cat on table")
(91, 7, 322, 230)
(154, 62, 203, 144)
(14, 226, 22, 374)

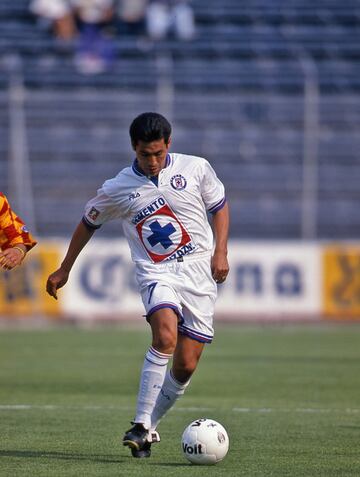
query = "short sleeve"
(83, 188, 123, 229)
(0, 193, 37, 250)
(200, 160, 226, 214)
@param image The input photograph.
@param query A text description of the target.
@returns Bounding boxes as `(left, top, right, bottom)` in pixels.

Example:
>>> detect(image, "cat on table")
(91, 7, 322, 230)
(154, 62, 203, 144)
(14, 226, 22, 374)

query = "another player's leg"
(150, 334, 204, 431)
(123, 308, 178, 457)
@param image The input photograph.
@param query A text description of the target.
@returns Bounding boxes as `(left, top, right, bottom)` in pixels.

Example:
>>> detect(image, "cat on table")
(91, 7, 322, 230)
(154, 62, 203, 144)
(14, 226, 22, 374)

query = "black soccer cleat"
(123, 423, 149, 452)
(131, 441, 152, 458)
(123, 424, 161, 458)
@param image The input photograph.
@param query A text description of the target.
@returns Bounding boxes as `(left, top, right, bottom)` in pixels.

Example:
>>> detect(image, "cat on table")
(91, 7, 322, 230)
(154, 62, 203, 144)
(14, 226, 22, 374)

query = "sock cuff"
(169, 369, 190, 390)
(145, 346, 172, 366)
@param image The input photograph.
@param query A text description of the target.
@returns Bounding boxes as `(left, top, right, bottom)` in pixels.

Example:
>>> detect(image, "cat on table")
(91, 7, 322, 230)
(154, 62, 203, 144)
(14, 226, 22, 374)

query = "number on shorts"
(147, 282, 158, 304)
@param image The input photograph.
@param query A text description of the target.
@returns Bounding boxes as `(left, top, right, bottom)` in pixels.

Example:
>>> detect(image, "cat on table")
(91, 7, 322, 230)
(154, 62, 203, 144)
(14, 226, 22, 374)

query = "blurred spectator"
(30, 0, 116, 74)
(117, 0, 147, 36)
(146, 0, 195, 41)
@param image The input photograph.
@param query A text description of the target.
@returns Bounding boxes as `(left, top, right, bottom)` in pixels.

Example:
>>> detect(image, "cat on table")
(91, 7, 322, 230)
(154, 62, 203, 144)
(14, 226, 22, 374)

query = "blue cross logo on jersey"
(147, 220, 176, 249)
(135, 198, 193, 262)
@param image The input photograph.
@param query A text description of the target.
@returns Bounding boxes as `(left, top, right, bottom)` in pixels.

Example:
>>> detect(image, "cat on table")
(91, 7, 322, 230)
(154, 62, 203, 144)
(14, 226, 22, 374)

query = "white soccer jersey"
(83, 153, 226, 264)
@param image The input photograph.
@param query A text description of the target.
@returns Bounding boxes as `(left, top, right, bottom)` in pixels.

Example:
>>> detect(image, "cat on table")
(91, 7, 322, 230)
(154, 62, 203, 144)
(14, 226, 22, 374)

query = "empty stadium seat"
(0, 0, 359, 239)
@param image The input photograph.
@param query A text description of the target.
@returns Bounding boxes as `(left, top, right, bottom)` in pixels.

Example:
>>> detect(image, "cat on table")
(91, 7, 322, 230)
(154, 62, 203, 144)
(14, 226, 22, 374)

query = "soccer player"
(0, 192, 37, 270)
(46, 112, 229, 458)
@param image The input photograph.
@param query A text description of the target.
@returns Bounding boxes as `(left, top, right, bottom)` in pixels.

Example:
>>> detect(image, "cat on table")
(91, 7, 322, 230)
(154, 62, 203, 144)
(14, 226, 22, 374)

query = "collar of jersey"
(132, 154, 171, 177)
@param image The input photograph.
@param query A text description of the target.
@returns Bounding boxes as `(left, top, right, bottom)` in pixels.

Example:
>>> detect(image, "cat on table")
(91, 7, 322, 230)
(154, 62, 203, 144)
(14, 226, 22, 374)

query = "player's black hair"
(129, 112, 172, 147)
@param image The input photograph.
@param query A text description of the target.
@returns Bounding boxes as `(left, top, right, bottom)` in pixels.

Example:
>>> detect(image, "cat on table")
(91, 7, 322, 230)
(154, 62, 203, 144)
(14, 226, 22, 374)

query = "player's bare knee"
(152, 332, 177, 355)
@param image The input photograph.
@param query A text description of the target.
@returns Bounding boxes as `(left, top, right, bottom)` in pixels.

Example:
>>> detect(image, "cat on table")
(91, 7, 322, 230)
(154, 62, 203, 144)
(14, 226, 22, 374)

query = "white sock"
(134, 347, 171, 430)
(150, 369, 190, 430)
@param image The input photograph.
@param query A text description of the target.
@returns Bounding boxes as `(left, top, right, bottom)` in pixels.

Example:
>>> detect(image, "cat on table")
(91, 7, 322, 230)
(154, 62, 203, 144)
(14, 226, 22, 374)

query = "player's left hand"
(0, 246, 25, 270)
(211, 250, 229, 284)
(46, 267, 70, 300)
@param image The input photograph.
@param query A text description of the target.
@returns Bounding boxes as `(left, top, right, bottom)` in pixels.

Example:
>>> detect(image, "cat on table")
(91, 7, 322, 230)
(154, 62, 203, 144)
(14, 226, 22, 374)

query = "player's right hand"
(46, 268, 69, 300)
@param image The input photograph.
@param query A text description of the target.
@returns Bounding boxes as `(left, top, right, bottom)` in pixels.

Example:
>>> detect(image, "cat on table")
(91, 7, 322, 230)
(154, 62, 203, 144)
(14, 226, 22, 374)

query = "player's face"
(134, 138, 171, 177)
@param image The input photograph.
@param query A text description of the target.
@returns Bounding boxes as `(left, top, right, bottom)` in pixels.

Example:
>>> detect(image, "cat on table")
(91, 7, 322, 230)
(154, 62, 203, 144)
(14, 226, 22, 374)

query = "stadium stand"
(0, 0, 359, 238)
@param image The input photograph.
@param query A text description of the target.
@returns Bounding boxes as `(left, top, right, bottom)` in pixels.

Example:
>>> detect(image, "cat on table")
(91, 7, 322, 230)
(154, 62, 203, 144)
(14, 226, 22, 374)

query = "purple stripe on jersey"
(132, 160, 143, 176)
(82, 216, 102, 230)
(208, 197, 224, 212)
(209, 197, 226, 214)
(178, 326, 213, 344)
(132, 154, 171, 177)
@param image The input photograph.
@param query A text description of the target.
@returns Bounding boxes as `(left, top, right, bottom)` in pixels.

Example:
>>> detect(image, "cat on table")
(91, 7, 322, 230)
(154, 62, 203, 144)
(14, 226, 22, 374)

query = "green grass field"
(0, 323, 359, 477)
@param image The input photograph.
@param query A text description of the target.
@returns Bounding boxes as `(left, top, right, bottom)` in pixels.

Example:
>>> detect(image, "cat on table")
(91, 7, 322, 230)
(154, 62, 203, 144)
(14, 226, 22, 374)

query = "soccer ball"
(181, 418, 229, 465)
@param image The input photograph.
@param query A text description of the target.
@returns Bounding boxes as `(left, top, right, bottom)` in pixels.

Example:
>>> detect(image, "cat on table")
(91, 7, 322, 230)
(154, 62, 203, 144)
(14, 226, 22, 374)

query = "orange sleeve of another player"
(0, 193, 37, 251)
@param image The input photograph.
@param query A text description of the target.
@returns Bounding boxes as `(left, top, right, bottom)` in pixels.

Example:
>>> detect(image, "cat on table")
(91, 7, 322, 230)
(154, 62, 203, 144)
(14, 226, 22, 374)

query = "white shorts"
(135, 253, 217, 343)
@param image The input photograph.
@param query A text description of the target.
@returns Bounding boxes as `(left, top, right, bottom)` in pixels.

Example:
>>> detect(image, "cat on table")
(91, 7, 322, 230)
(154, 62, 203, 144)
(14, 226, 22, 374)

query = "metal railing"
(1, 55, 359, 239)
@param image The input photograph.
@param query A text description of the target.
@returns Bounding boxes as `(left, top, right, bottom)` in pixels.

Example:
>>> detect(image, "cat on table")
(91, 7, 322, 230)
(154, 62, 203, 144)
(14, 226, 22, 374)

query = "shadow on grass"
(0, 449, 123, 464)
(148, 462, 190, 467)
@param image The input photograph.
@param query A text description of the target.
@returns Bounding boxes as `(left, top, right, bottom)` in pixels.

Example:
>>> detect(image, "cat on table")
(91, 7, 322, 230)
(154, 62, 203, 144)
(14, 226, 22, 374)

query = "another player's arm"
(211, 202, 230, 283)
(0, 243, 27, 270)
(46, 221, 95, 299)
(0, 194, 37, 270)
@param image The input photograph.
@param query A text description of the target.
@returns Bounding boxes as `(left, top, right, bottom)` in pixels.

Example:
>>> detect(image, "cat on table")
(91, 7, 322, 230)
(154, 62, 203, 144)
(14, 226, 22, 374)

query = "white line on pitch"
(0, 405, 359, 414)
(233, 407, 360, 414)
